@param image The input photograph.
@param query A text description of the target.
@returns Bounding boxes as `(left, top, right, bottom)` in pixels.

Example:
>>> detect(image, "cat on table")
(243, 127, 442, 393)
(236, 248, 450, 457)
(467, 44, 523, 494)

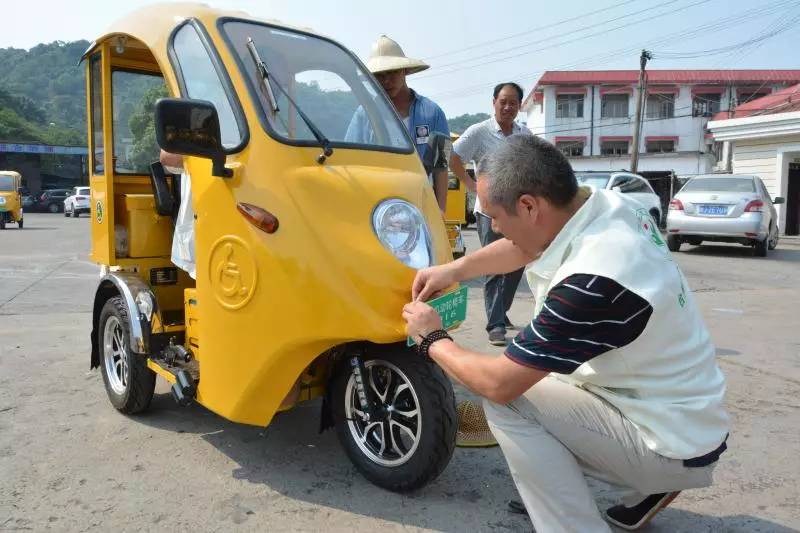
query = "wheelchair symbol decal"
(209, 236, 257, 310)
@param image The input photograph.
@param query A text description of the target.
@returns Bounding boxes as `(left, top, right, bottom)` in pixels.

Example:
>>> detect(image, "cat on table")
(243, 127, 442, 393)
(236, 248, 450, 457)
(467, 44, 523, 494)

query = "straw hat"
(456, 400, 499, 448)
(366, 35, 429, 75)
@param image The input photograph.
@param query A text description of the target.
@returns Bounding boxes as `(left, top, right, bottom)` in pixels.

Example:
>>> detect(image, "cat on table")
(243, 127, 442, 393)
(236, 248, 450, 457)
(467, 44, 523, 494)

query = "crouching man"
(403, 135, 729, 532)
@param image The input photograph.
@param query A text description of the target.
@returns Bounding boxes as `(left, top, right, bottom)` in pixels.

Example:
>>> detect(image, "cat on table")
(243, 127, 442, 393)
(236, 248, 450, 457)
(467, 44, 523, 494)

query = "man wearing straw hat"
(346, 35, 450, 211)
(403, 135, 729, 531)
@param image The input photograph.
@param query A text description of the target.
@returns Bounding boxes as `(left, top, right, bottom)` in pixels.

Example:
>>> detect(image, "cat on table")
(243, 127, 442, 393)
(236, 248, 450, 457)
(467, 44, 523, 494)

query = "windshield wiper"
(246, 37, 334, 164)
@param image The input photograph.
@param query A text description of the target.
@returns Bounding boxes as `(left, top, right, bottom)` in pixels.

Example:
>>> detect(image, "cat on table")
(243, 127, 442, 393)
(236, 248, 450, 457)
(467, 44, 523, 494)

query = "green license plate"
(407, 285, 469, 346)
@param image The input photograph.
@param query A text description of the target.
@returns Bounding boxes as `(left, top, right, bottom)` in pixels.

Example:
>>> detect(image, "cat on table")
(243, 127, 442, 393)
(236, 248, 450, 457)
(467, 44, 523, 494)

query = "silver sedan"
(666, 174, 784, 257)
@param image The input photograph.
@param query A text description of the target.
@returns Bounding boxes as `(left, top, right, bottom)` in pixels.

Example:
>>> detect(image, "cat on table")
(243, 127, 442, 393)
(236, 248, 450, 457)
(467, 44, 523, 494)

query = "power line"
(416, 0, 714, 81)
(428, 0, 799, 102)
(421, 0, 682, 73)
(421, 0, 641, 61)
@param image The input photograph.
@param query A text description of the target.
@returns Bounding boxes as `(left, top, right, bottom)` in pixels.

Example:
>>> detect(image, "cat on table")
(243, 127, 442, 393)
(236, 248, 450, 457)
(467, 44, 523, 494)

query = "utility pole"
(630, 49, 652, 173)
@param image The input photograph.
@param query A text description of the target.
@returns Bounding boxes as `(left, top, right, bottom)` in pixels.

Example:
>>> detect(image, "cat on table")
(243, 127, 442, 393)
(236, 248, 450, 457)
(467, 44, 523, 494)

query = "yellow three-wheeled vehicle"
(86, 4, 456, 491)
(0, 171, 24, 229)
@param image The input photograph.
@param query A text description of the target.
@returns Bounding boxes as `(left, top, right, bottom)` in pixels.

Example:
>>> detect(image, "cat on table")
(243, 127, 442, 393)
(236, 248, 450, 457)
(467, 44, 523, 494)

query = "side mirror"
(612, 185, 622, 193)
(155, 98, 231, 178)
(773, 197, 785, 205)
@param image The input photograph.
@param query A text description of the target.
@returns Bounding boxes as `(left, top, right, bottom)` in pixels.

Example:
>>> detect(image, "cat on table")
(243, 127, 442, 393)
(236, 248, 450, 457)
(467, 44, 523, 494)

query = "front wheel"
(332, 346, 456, 492)
(49, 203, 60, 213)
(98, 296, 156, 414)
(768, 225, 779, 250)
(17, 218, 22, 229)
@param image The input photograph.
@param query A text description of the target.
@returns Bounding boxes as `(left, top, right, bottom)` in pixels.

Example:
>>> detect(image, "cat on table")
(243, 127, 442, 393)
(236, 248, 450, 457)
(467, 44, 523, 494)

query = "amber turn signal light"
(237, 202, 279, 234)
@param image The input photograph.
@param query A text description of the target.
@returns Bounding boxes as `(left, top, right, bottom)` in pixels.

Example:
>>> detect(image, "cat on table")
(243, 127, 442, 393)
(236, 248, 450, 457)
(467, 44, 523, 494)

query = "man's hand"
(402, 301, 443, 344)
(412, 263, 459, 302)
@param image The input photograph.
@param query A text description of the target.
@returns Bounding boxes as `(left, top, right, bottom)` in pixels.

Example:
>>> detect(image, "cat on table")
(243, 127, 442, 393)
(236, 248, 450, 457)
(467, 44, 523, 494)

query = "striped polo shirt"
(506, 274, 652, 374)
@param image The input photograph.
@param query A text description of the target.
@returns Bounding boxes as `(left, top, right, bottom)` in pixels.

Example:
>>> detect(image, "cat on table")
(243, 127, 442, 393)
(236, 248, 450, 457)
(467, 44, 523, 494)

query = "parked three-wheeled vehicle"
(85, 4, 456, 491)
(0, 171, 24, 229)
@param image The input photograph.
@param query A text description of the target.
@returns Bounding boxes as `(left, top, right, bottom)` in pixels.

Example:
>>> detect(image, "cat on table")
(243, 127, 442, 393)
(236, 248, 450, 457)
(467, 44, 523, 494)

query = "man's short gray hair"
(483, 134, 578, 213)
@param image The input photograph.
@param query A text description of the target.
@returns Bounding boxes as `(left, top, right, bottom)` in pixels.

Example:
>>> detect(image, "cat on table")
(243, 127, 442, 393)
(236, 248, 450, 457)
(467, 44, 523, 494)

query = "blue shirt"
(345, 89, 450, 166)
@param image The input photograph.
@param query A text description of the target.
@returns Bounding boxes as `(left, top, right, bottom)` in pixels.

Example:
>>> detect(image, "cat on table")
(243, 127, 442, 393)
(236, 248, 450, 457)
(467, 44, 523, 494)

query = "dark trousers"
(476, 213, 524, 332)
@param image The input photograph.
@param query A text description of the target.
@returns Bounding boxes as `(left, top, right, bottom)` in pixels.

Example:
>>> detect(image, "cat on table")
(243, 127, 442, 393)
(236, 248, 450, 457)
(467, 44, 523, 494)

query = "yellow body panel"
(87, 3, 452, 427)
(0, 171, 23, 223)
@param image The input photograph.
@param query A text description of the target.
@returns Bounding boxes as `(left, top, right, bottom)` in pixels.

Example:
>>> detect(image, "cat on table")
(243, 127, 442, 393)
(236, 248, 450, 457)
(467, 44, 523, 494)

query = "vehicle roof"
(688, 174, 756, 180)
(574, 171, 645, 177)
(82, 3, 321, 63)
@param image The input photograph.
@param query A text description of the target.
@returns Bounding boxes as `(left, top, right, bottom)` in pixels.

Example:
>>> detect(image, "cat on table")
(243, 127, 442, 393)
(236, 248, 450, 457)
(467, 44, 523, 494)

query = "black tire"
(667, 235, 681, 252)
(17, 218, 22, 229)
(754, 237, 768, 257)
(64, 208, 70, 217)
(0, 218, 5, 230)
(332, 345, 456, 492)
(768, 225, 779, 250)
(98, 296, 156, 414)
(48, 202, 60, 213)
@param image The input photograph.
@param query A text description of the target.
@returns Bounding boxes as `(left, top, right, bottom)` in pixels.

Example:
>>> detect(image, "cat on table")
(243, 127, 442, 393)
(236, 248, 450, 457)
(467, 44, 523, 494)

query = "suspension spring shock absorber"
(350, 356, 373, 421)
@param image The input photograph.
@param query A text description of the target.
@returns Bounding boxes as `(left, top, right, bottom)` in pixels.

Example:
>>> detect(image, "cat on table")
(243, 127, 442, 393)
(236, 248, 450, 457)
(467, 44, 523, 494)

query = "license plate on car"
(699, 205, 727, 215)
(407, 286, 468, 347)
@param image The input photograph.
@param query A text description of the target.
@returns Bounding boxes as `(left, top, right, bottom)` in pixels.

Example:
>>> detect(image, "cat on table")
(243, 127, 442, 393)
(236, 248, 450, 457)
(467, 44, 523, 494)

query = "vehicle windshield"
(682, 178, 755, 193)
(222, 21, 412, 152)
(0, 176, 14, 191)
(575, 173, 610, 190)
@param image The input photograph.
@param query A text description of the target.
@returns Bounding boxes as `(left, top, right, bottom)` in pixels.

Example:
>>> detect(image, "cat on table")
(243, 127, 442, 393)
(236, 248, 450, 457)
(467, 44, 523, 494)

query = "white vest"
(526, 189, 730, 459)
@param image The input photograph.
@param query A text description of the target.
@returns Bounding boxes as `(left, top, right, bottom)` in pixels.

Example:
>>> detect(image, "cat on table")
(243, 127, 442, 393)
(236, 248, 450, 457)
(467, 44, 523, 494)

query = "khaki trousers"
(484, 377, 716, 533)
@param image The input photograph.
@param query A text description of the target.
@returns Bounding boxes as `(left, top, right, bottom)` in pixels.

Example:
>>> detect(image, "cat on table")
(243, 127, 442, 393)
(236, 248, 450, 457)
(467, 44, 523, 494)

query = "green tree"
(128, 84, 169, 173)
(447, 112, 490, 134)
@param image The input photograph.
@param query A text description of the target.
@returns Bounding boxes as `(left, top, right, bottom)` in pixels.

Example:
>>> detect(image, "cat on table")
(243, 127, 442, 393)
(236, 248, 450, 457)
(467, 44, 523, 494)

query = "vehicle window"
(575, 173, 610, 189)
(90, 54, 104, 174)
(757, 179, 771, 200)
(623, 177, 652, 194)
(78, 187, 90, 196)
(172, 23, 243, 149)
(682, 178, 756, 193)
(222, 21, 411, 152)
(112, 70, 167, 175)
(0, 176, 14, 191)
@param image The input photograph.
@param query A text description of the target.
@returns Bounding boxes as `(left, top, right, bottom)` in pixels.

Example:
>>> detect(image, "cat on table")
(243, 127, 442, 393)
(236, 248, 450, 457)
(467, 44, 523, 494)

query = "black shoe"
(508, 500, 528, 515)
(488, 327, 507, 346)
(605, 491, 680, 530)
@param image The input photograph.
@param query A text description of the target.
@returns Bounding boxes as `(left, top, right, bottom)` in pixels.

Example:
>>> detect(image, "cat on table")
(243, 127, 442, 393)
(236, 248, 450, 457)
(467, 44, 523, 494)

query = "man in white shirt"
(449, 83, 531, 345)
(404, 134, 729, 532)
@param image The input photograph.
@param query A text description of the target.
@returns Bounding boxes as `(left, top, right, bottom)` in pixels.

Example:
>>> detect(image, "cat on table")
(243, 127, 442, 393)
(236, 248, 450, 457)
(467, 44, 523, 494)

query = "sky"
(2, 0, 799, 117)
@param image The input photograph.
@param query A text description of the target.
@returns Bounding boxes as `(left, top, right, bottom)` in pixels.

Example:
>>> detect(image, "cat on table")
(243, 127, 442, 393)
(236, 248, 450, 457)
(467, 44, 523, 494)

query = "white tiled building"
(522, 70, 800, 177)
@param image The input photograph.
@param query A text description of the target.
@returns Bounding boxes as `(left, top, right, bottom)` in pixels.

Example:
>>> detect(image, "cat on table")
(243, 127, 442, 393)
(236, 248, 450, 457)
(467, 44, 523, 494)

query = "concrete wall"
(732, 134, 800, 232)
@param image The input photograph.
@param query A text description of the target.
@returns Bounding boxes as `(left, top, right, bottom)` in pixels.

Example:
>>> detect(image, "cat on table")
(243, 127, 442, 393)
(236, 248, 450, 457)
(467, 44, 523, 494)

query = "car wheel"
(64, 206, 70, 217)
(48, 202, 60, 213)
(17, 218, 23, 229)
(332, 346, 456, 493)
(0, 218, 5, 230)
(754, 237, 768, 257)
(667, 235, 681, 252)
(98, 296, 156, 414)
(768, 225, 779, 250)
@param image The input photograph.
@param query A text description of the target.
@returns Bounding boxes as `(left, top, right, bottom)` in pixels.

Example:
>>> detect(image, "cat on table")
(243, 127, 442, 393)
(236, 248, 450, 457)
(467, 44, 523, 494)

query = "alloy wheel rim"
(103, 316, 129, 395)
(345, 360, 422, 467)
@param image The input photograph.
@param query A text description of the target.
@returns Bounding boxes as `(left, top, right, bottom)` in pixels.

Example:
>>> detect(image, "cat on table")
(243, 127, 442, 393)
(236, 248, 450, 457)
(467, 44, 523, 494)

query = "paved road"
(1, 214, 798, 532)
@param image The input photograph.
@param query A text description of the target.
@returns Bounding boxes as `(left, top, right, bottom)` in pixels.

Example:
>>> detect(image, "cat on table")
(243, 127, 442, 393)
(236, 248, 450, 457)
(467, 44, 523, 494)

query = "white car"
(575, 172, 662, 224)
(64, 186, 91, 218)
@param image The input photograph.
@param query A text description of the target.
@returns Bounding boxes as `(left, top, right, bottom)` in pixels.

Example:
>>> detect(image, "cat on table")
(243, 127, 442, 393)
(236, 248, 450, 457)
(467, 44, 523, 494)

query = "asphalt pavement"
(1, 213, 798, 532)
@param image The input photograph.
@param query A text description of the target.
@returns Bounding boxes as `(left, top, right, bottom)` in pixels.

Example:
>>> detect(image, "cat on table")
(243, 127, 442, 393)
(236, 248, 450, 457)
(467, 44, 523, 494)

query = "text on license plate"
(699, 205, 727, 215)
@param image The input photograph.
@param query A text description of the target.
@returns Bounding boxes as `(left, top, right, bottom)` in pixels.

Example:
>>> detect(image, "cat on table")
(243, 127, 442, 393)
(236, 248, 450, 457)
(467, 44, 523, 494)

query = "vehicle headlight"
(372, 199, 432, 269)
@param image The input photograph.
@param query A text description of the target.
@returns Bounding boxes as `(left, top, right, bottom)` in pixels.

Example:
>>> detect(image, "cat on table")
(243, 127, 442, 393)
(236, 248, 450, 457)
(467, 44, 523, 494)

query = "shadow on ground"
(127, 394, 791, 532)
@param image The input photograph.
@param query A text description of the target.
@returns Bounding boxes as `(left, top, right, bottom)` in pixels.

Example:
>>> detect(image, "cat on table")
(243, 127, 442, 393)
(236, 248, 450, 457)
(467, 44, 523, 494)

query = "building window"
(693, 94, 721, 117)
(601, 94, 629, 118)
(601, 141, 629, 156)
(556, 141, 584, 157)
(556, 94, 584, 118)
(737, 91, 768, 106)
(646, 94, 675, 119)
(646, 139, 676, 153)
